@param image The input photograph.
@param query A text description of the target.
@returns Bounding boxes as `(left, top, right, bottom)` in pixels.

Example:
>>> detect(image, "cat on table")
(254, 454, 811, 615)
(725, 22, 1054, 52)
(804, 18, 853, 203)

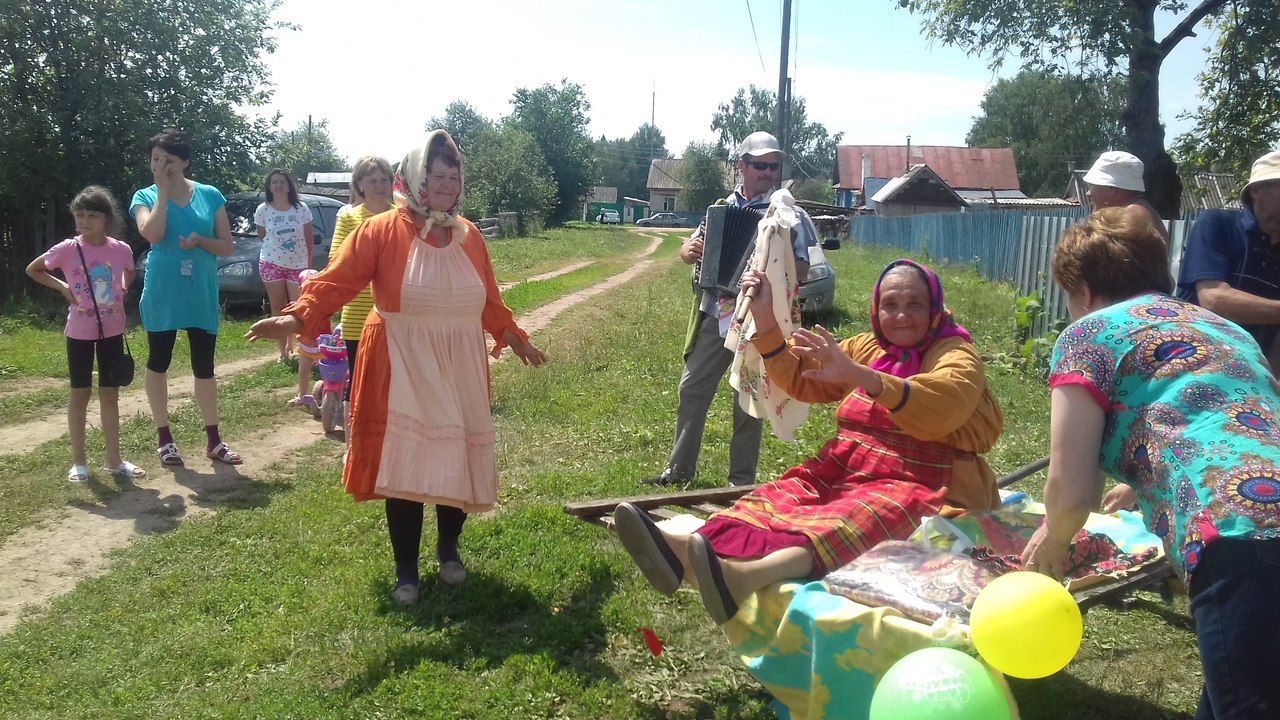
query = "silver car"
(133, 191, 344, 308)
(799, 234, 839, 319)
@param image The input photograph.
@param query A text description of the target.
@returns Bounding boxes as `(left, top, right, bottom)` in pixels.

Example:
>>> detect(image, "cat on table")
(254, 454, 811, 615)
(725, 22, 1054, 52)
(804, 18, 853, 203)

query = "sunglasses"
(747, 161, 781, 172)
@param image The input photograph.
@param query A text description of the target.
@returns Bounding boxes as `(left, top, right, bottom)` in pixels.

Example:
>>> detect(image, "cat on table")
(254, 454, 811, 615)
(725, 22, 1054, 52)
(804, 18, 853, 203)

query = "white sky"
(262, 0, 1216, 165)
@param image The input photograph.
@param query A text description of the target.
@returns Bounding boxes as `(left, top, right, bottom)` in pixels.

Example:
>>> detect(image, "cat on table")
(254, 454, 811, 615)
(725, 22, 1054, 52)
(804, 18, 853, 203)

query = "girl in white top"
(254, 169, 314, 361)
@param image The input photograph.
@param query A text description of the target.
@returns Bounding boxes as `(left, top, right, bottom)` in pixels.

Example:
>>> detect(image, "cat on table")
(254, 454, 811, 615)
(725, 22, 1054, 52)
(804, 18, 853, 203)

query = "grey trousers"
(667, 311, 762, 486)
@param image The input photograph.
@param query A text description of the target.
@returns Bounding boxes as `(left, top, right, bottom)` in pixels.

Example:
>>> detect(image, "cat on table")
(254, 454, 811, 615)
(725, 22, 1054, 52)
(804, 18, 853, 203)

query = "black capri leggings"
(67, 334, 126, 389)
(146, 328, 217, 378)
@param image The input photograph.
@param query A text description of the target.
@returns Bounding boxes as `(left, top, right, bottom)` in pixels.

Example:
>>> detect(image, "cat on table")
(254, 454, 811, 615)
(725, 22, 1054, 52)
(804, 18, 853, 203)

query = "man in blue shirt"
(1177, 150, 1280, 361)
(645, 131, 812, 487)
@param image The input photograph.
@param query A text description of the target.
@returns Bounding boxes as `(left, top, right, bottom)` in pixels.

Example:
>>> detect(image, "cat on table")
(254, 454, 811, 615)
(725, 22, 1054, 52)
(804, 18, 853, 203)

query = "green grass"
(0, 238, 1200, 718)
(0, 361, 307, 544)
(0, 314, 266, 382)
(486, 225, 660, 284)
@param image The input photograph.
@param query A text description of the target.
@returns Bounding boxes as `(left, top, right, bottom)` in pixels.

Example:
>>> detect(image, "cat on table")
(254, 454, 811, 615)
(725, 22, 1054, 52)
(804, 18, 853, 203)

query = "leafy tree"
(261, 118, 349, 180)
(0, 0, 284, 294)
(1173, 3, 1280, 177)
(426, 100, 494, 156)
(710, 85, 843, 181)
(462, 124, 558, 230)
(594, 122, 671, 202)
(896, 0, 1275, 218)
(508, 80, 596, 224)
(789, 178, 835, 204)
(676, 142, 730, 212)
(967, 69, 1126, 197)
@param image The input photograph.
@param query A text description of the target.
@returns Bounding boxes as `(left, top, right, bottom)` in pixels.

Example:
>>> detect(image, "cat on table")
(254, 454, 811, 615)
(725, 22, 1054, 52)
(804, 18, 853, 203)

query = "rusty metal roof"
(835, 145, 1020, 191)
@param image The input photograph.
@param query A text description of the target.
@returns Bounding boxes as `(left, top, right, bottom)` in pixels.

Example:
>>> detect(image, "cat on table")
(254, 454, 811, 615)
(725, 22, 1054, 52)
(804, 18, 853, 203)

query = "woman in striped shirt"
(330, 156, 394, 412)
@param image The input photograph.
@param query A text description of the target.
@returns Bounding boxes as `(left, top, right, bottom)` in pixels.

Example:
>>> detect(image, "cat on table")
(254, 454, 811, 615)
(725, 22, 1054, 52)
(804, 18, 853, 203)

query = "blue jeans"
(1190, 537, 1280, 719)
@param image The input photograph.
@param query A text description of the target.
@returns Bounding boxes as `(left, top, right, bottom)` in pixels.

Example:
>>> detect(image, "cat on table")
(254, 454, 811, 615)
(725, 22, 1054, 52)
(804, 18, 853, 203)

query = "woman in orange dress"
(247, 131, 545, 604)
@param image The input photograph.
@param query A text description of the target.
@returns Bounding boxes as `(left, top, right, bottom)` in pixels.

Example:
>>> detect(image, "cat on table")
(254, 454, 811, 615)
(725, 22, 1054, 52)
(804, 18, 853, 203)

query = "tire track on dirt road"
(0, 231, 672, 633)
(0, 417, 334, 634)
(496, 261, 594, 292)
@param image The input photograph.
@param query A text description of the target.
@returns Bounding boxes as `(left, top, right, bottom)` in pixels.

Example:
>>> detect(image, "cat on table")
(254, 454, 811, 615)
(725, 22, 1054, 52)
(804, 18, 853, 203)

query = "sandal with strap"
(107, 461, 146, 480)
(157, 443, 183, 466)
(206, 442, 243, 465)
(67, 464, 89, 483)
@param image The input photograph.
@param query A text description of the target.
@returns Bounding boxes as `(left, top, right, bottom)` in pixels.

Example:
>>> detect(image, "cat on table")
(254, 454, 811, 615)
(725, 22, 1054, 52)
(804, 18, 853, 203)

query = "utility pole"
(776, 0, 792, 183)
(305, 114, 313, 184)
(651, 80, 656, 128)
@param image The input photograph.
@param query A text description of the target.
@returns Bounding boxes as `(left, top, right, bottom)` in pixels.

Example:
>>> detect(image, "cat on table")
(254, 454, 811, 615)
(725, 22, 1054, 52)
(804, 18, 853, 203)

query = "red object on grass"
(636, 627, 664, 656)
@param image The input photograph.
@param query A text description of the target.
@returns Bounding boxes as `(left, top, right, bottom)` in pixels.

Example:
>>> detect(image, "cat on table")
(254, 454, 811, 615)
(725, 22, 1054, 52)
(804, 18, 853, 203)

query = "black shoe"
(641, 469, 692, 486)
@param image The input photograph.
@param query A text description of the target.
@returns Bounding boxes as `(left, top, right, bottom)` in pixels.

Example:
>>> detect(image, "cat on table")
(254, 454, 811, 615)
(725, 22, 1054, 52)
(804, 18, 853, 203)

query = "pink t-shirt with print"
(42, 236, 134, 340)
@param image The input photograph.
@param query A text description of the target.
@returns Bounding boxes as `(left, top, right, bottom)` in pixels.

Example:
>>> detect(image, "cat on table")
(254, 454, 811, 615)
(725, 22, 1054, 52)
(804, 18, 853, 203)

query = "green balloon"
(870, 647, 1013, 720)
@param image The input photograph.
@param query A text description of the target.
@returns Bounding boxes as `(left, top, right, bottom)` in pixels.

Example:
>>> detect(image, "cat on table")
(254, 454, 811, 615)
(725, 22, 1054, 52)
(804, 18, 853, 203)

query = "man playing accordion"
(644, 131, 814, 487)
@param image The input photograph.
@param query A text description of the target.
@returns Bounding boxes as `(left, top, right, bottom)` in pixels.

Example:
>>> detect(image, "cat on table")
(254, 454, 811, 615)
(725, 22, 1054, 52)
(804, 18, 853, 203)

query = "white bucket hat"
(1242, 151, 1280, 201)
(1083, 151, 1145, 192)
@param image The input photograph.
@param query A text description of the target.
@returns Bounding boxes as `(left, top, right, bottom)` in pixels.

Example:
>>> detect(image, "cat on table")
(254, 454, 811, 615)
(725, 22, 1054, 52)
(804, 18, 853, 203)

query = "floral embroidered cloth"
(725, 188, 809, 442)
(825, 541, 1003, 624)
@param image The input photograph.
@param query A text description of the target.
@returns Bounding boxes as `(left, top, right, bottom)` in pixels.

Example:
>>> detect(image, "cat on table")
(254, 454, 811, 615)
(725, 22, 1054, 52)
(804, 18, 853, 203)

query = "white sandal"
(108, 461, 146, 480)
(67, 465, 89, 483)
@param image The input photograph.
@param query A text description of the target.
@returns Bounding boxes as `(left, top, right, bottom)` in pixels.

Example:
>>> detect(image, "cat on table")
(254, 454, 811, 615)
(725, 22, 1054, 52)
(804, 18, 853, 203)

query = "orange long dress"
(283, 208, 528, 511)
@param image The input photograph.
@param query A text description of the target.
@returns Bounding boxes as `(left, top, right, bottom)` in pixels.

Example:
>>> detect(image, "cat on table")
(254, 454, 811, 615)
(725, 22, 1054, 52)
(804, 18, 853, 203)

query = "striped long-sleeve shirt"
(329, 204, 390, 339)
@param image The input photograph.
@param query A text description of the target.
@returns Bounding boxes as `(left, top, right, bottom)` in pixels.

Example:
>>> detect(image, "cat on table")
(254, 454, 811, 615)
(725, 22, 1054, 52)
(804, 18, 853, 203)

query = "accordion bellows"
(698, 204, 765, 295)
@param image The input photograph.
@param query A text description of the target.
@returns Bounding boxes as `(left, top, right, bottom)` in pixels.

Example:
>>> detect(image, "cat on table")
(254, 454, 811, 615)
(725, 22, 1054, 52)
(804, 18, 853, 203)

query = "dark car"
(134, 191, 345, 308)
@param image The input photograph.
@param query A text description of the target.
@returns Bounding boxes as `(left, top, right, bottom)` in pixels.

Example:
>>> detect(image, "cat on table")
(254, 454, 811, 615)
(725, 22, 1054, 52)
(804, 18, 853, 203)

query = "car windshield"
(226, 198, 258, 236)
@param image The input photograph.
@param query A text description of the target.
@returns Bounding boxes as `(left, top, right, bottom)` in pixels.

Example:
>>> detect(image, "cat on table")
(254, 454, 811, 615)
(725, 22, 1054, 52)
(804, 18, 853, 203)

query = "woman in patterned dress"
(1022, 207, 1280, 719)
(615, 259, 1004, 624)
(247, 131, 545, 604)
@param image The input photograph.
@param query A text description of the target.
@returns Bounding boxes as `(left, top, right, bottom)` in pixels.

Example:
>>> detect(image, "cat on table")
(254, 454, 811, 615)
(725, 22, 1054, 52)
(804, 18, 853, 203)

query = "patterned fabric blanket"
(723, 580, 1019, 720)
(723, 508, 1161, 719)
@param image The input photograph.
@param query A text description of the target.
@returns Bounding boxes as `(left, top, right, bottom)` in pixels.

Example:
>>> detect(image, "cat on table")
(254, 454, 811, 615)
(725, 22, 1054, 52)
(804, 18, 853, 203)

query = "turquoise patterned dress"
(1049, 293, 1280, 583)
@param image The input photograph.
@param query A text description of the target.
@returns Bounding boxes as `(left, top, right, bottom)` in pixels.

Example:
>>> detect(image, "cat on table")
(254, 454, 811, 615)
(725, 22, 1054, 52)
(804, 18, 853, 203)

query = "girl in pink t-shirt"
(25, 186, 145, 484)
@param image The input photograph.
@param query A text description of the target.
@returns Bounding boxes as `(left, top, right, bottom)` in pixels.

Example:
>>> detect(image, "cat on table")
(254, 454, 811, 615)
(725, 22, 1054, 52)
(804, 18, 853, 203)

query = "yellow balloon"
(970, 571, 1083, 679)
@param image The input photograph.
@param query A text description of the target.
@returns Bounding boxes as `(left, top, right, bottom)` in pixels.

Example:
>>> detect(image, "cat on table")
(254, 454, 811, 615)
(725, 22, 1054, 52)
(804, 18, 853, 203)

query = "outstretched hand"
(502, 329, 546, 367)
(1020, 524, 1068, 581)
(1100, 483, 1138, 514)
(245, 315, 301, 343)
(512, 339, 546, 367)
(792, 325, 859, 386)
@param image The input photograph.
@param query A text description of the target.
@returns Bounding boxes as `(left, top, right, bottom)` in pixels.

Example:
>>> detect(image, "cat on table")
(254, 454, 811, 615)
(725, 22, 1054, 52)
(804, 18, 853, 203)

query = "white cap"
(737, 131, 785, 159)
(1083, 151, 1145, 192)
(1243, 150, 1280, 201)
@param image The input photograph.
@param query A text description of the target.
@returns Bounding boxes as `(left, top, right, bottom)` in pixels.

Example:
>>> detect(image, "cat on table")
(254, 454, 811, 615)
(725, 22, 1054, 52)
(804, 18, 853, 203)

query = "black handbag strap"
(73, 241, 131, 354)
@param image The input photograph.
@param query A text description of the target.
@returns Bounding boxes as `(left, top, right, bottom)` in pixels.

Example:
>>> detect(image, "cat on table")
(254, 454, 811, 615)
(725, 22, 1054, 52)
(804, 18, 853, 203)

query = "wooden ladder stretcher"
(563, 457, 1177, 610)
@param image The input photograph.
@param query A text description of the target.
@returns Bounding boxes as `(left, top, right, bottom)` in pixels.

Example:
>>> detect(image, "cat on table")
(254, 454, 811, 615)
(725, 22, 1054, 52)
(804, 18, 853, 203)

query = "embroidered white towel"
(725, 189, 810, 442)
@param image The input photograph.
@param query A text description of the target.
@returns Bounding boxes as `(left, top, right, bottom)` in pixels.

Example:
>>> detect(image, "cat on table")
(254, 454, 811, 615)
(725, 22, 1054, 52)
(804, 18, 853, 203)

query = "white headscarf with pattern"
(393, 129, 465, 239)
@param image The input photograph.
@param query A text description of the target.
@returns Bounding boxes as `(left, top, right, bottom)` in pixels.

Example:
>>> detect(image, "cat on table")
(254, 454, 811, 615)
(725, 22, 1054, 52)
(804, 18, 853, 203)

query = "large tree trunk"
(1123, 2, 1184, 219)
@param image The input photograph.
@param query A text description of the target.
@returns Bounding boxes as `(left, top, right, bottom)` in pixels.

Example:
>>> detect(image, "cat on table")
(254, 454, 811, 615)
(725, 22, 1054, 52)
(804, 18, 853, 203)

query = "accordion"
(697, 204, 764, 296)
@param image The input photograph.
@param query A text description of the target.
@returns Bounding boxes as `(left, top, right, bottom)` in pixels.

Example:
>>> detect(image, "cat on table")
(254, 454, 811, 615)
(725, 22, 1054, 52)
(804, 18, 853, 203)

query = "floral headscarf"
(868, 258, 972, 378)
(392, 129, 464, 238)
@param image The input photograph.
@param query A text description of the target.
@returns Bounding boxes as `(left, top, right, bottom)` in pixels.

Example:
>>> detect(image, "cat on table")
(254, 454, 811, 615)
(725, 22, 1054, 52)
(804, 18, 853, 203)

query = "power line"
(744, 0, 767, 75)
